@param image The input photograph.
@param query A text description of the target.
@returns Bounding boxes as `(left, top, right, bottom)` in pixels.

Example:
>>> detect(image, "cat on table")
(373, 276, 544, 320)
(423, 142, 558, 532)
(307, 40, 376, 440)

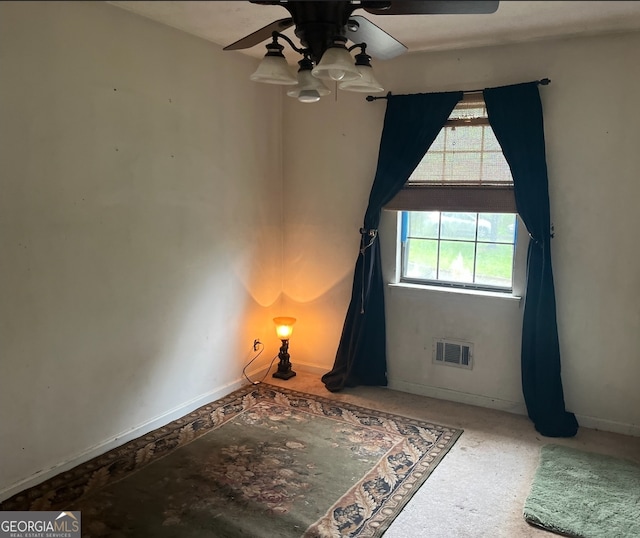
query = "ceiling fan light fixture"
(339, 49, 384, 93)
(250, 41, 298, 85)
(339, 64, 384, 93)
(311, 38, 361, 82)
(297, 89, 322, 103)
(287, 57, 331, 103)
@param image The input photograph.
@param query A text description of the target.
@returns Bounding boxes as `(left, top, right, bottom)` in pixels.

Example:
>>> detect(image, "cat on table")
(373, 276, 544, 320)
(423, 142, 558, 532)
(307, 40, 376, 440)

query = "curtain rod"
(365, 78, 551, 102)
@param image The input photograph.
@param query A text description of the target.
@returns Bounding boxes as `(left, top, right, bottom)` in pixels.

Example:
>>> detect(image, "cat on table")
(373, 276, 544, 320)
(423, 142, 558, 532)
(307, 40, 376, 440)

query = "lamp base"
(272, 369, 297, 380)
(272, 339, 296, 381)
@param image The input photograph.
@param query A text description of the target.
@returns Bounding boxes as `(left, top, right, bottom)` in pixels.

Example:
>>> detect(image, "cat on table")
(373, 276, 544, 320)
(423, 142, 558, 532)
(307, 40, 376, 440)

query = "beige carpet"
(272, 372, 640, 538)
(4, 371, 639, 537)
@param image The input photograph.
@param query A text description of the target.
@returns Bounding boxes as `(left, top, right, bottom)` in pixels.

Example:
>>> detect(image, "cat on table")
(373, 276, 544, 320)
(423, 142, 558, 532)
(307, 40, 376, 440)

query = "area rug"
(2, 384, 462, 537)
(523, 444, 640, 538)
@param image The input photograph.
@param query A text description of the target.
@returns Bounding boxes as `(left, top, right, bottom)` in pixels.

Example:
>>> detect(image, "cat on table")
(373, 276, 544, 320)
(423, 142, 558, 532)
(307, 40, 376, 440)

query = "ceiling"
(108, 1, 640, 62)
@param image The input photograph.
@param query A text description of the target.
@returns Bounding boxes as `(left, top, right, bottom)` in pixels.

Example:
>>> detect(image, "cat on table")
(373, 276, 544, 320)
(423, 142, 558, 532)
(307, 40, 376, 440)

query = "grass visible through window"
(401, 211, 516, 290)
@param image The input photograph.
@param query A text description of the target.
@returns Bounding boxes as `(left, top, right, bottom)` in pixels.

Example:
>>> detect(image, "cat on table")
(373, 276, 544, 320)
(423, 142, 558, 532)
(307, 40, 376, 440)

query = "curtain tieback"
(359, 228, 378, 255)
(528, 232, 555, 247)
(359, 228, 378, 314)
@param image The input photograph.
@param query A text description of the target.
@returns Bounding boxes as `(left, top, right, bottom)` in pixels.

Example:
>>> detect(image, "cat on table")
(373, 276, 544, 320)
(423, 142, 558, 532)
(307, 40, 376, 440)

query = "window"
(386, 95, 521, 292)
(401, 211, 517, 291)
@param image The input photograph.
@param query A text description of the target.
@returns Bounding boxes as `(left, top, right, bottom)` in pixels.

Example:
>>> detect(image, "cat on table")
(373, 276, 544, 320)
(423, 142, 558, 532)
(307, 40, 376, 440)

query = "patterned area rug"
(2, 384, 462, 537)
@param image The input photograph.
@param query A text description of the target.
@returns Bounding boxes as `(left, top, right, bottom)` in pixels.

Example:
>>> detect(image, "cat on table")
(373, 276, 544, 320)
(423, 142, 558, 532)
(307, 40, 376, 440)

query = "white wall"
(283, 30, 640, 435)
(281, 93, 385, 373)
(0, 1, 283, 498)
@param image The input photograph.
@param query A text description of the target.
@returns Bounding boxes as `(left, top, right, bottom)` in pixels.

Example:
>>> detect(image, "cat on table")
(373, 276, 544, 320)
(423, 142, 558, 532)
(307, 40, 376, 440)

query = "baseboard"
(8, 371, 634, 503)
(290, 361, 329, 376)
(387, 379, 640, 437)
(0, 378, 247, 503)
(387, 379, 528, 416)
(573, 413, 640, 437)
(1, 364, 330, 502)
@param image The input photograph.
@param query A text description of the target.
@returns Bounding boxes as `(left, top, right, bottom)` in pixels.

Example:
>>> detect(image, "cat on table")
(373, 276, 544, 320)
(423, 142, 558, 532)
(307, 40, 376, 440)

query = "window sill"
(388, 282, 522, 302)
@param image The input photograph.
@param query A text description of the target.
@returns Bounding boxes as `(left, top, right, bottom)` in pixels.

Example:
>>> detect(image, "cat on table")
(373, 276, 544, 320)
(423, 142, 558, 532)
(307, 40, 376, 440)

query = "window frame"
(382, 210, 527, 299)
(399, 210, 519, 293)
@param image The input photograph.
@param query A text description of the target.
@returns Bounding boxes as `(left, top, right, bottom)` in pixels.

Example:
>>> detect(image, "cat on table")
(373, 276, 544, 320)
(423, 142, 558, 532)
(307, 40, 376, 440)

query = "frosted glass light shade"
(274, 317, 296, 340)
(312, 47, 361, 82)
(250, 55, 297, 85)
(339, 65, 384, 93)
(287, 70, 331, 103)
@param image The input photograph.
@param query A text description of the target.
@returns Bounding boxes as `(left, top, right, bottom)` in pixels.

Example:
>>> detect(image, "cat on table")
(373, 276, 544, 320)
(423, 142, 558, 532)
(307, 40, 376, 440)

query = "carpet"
(2, 384, 462, 537)
(523, 444, 640, 538)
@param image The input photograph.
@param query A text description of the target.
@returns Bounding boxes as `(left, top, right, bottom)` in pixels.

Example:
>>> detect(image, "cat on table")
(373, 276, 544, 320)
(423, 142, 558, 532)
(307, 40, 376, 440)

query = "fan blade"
(345, 15, 407, 60)
(364, 1, 499, 15)
(223, 18, 294, 51)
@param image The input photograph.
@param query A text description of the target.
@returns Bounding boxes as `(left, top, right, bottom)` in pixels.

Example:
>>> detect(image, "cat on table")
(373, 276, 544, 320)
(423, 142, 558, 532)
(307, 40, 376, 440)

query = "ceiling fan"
(224, 1, 499, 102)
(224, 1, 500, 62)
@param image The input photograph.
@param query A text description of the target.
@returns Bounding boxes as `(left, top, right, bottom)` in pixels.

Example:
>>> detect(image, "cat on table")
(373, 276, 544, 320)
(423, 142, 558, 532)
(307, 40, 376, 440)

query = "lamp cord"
(242, 342, 280, 385)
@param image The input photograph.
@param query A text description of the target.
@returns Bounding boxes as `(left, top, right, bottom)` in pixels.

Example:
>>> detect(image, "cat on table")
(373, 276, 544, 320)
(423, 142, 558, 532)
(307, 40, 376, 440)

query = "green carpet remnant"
(524, 444, 640, 538)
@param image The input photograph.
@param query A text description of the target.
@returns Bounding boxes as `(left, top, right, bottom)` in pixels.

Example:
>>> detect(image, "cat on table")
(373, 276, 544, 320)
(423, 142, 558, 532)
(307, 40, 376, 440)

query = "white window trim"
(388, 282, 522, 301)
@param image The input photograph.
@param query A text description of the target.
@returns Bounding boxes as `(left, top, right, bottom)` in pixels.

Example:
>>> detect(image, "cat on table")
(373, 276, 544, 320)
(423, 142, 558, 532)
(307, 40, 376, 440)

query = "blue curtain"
(484, 82, 578, 437)
(322, 91, 462, 392)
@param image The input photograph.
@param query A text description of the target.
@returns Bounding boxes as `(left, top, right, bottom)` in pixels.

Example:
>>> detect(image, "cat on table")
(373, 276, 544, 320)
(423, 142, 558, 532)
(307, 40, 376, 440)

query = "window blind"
(385, 94, 516, 213)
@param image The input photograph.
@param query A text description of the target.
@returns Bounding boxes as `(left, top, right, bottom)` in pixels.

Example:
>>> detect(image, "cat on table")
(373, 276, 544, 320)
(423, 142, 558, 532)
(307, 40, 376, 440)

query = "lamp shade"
(287, 69, 331, 103)
(338, 64, 384, 93)
(311, 46, 361, 82)
(250, 55, 297, 85)
(273, 317, 296, 340)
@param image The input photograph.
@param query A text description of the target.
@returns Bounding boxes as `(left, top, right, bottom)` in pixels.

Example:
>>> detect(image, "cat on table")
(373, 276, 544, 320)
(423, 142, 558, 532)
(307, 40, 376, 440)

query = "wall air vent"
(434, 339, 473, 369)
